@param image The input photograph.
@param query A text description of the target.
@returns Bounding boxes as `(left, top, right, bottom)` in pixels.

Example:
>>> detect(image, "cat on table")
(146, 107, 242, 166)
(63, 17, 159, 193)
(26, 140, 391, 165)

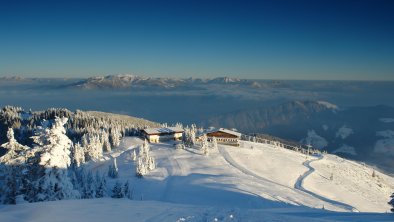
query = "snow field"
(1, 197, 393, 222)
(89, 138, 359, 212)
(1, 136, 394, 221)
(304, 154, 394, 212)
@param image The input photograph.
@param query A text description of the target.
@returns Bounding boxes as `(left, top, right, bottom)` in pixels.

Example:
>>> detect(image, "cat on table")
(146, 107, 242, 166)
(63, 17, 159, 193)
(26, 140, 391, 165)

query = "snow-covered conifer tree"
(29, 117, 78, 202)
(190, 125, 196, 146)
(82, 171, 96, 199)
(95, 172, 107, 198)
(136, 158, 147, 177)
(108, 158, 119, 178)
(83, 133, 103, 161)
(0, 128, 30, 165)
(71, 142, 85, 168)
(6, 127, 16, 144)
(147, 156, 155, 171)
(2, 167, 18, 204)
(183, 125, 196, 147)
(111, 181, 124, 198)
(141, 139, 150, 155)
(123, 180, 133, 200)
(135, 140, 155, 177)
(110, 126, 122, 148)
(131, 149, 137, 161)
(211, 137, 218, 149)
(100, 130, 111, 152)
(201, 134, 209, 155)
(389, 193, 394, 212)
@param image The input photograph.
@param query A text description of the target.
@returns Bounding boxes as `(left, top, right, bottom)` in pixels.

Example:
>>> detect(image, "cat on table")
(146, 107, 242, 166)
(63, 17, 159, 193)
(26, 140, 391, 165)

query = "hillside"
(76, 138, 394, 212)
(203, 101, 394, 174)
(84, 110, 159, 127)
(1, 137, 393, 221)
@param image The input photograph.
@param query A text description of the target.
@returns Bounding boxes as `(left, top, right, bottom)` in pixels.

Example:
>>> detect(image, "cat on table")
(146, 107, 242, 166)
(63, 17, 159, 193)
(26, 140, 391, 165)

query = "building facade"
(142, 127, 184, 143)
(206, 128, 241, 146)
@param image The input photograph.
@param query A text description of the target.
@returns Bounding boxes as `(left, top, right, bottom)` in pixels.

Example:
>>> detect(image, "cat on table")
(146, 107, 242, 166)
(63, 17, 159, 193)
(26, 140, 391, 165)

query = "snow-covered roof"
(207, 128, 241, 137)
(143, 127, 184, 135)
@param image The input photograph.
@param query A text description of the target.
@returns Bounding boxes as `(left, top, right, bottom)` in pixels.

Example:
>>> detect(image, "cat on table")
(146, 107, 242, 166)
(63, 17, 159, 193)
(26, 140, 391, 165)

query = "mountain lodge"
(142, 127, 184, 143)
(206, 128, 241, 146)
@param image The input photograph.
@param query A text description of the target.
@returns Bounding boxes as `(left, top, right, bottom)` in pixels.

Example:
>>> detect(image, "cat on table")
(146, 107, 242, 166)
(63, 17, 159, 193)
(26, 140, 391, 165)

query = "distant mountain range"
(70, 74, 280, 90)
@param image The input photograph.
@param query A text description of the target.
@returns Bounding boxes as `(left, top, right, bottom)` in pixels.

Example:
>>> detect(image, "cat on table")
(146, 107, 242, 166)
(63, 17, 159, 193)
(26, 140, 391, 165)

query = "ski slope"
(303, 154, 394, 212)
(1, 137, 393, 221)
(1, 198, 393, 222)
(294, 156, 356, 212)
(87, 137, 394, 213)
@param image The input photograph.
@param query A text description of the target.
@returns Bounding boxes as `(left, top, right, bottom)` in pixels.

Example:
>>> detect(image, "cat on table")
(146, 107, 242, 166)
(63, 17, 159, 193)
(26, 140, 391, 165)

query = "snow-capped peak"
(317, 101, 338, 110)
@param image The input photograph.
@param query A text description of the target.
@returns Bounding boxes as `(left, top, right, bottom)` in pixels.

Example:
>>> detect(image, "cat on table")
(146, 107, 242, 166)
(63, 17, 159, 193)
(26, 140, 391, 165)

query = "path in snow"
(218, 146, 358, 212)
(160, 151, 184, 201)
(218, 146, 308, 206)
(218, 146, 291, 189)
(294, 155, 358, 212)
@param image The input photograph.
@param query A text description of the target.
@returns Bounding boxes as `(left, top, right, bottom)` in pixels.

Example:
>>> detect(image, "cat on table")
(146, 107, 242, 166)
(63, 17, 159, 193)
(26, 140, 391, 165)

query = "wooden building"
(142, 127, 184, 143)
(206, 128, 241, 146)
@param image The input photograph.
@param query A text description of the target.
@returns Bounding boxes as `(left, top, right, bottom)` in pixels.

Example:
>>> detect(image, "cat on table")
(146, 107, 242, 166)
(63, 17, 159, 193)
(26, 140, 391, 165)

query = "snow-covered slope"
(1, 137, 393, 221)
(87, 138, 393, 212)
(1, 198, 393, 222)
(304, 154, 394, 212)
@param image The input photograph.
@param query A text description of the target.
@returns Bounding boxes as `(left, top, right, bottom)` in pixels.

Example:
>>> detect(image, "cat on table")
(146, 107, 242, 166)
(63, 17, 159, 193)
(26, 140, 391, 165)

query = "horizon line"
(1, 74, 394, 82)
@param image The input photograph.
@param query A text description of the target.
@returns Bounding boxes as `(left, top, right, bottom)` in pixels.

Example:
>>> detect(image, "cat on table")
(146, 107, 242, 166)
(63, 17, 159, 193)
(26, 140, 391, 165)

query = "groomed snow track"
(294, 155, 358, 212)
(218, 146, 358, 212)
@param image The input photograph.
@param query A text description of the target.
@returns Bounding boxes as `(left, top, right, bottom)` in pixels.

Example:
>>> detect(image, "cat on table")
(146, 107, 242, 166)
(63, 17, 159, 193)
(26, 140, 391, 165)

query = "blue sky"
(0, 0, 393, 80)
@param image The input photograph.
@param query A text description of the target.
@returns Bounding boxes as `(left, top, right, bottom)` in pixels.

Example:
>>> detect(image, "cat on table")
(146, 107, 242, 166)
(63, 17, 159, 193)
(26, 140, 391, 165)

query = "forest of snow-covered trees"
(0, 106, 223, 205)
(0, 106, 158, 204)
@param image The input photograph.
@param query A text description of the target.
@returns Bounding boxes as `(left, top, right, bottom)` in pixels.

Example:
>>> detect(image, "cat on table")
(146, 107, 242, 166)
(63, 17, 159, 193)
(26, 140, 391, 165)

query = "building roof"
(207, 128, 242, 137)
(143, 127, 184, 135)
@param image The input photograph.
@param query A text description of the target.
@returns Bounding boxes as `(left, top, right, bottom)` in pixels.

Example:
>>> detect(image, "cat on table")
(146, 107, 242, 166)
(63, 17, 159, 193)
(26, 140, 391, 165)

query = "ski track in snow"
(294, 155, 358, 212)
(160, 152, 183, 201)
(218, 146, 291, 189)
(218, 146, 305, 205)
(219, 146, 358, 212)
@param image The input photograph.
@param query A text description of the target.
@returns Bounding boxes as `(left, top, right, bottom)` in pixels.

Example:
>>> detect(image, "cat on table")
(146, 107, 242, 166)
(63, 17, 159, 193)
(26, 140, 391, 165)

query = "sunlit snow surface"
(1, 137, 393, 221)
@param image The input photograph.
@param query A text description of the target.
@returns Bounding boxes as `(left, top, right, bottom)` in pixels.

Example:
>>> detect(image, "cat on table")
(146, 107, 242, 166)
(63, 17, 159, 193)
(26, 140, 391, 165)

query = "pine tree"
(108, 158, 119, 178)
(0, 128, 30, 165)
(211, 137, 218, 149)
(147, 156, 155, 171)
(2, 166, 18, 204)
(83, 171, 96, 199)
(136, 158, 147, 177)
(135, 140, 155, 177)
(95, 172, 107, 198)
(141, 139, 150, 155)
(183, 125, 196, 147)
(100, 130, 111, 152)
(84, 133, 103, 161)
(111, 181, 124, 198)
(201, 134, 209, 155)
(68, 170, 80, 196)
(29, 117, 78, 202)
(123, 180, 133, 200)
(131, 149, 137, 161)
(389, 193, 394, 212)
(110, 126, 122, 148)
(71, 142, 85, 168)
